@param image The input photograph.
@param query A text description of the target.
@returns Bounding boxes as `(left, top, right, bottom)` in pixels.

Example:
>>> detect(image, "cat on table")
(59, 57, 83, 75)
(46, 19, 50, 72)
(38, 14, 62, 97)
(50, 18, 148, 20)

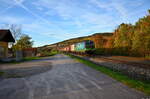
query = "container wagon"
(74, 40, 95, 55)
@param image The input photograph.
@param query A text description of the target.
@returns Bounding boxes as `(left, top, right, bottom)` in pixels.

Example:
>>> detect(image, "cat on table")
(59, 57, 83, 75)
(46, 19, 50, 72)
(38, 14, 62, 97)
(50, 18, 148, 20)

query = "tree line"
(94, 10, 150, 57)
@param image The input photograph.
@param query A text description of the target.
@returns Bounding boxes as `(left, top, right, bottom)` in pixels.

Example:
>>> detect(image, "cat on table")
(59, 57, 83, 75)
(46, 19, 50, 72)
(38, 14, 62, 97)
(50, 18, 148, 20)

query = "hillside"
(46, 32, 113, 48)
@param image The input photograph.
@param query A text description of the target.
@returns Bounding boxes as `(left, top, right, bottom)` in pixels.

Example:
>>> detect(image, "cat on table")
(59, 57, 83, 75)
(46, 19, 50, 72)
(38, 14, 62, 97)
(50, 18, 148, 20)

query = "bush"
(39, 50, 58, 57)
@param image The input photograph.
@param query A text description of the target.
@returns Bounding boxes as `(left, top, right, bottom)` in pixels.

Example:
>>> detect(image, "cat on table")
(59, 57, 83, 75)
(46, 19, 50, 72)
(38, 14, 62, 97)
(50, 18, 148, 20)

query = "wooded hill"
(46, 32, 113, 48)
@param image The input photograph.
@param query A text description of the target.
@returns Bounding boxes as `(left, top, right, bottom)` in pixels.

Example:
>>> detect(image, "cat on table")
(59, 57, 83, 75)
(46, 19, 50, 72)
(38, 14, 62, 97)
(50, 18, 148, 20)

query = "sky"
(0, 0, 149, 47)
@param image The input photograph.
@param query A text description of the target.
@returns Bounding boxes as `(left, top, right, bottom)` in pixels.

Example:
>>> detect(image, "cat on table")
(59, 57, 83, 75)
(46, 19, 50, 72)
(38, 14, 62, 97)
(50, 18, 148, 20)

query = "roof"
(0, 29, 15, 42)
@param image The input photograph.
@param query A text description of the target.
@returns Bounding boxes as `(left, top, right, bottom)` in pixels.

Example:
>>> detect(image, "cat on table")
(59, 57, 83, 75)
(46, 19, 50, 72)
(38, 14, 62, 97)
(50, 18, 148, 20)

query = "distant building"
(0, 29, 15, 59)
(23, 48, 37, 57)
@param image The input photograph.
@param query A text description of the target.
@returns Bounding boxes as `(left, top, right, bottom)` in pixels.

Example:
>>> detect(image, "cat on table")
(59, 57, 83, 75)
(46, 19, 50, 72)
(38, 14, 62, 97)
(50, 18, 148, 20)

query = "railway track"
(76, 54, 150, 69)
(93, 56, 150, 69)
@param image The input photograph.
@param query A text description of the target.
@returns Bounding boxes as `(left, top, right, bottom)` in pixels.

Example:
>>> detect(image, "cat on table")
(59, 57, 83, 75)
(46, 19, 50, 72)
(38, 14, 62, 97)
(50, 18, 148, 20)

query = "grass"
(23, 57, 42, 61)
(0, 71, 5, 76)
(67, 54, 150, 95)
(145, 55, 150, 59)
(39, 50, 58, 57)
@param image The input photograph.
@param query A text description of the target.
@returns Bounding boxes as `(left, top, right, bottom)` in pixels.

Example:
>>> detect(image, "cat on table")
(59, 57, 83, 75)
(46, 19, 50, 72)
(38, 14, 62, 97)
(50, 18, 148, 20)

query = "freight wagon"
(60, 40, 95, 54)
(70, 44, 75, 51)
(74, 40, 95, 52)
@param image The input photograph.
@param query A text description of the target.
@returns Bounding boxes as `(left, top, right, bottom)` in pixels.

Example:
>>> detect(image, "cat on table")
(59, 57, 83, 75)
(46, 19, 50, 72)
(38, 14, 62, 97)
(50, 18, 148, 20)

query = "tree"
(0, 24, 23, 50)
(0, 24, 22, 41)
(9, 24, 22, 41)
(132, 10, 150, 56)
(13, 34, 33, 50)
(113, 23, 134, 48)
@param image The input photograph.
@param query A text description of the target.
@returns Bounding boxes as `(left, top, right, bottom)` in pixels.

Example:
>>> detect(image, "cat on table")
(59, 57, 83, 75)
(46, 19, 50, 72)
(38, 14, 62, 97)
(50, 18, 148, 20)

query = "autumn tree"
(113, 23, 134, 48)
(111, 10, 150, 57)
(132, 10, 150, 56)
(112, 23, 134, 55)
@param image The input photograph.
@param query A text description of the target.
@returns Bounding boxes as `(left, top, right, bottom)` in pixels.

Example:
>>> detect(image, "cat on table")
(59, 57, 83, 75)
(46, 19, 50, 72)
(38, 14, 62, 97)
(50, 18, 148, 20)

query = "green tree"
(13, 34, 33, 50)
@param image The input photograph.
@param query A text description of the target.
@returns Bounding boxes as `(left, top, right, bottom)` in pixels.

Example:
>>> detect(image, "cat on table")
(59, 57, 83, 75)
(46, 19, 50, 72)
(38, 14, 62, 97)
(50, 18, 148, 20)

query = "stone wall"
(75, 54, 150, 81)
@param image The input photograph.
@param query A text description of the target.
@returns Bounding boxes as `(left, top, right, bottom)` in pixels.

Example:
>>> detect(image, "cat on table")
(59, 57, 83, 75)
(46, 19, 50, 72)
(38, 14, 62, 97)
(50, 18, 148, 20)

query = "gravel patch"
(0, 57, 53, 79)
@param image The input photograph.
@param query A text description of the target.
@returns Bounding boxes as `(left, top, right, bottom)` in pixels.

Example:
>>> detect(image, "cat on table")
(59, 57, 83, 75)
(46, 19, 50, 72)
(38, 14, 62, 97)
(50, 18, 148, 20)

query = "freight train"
(60, 40, 95, 53)
(58, 33, 113, 55)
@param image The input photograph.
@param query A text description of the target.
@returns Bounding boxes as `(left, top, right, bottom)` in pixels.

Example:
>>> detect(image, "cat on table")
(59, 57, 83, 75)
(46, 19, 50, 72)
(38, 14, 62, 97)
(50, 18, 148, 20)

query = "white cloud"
(1, 0, 145, 47)
(89, 0, 112, 10)
(32, 0, 117, 27)
(0, 0, 27, 14)
(89, 0, 130, 22)
(29, 0, 119, 42)
(111, 2, 129, 22)
(0, 16, 25, 24)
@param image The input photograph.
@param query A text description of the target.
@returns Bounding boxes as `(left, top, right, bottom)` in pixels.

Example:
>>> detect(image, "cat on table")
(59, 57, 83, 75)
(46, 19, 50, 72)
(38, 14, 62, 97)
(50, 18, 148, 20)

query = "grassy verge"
(23, 57, 42, 61)
(67, 54, 150, 95)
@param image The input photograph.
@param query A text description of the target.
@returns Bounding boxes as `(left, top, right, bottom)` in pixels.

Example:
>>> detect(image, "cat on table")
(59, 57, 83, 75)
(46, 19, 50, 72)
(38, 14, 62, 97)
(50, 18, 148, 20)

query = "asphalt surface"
(0, 54, 147, 99)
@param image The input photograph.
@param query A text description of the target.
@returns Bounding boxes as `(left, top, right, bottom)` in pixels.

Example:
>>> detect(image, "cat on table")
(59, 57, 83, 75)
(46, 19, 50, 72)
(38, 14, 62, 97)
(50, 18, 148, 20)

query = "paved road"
(0, 54, 147, 99)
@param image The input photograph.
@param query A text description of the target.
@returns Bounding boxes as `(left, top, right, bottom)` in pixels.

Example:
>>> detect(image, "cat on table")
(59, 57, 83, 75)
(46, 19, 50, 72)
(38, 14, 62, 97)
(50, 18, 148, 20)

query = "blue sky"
(0, 0, 149, 47)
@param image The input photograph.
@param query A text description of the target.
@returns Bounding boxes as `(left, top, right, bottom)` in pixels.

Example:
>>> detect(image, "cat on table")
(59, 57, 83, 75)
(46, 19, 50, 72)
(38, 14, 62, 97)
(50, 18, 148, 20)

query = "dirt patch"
(0, 58, 53, 79)
(1, 65, 52, 78)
